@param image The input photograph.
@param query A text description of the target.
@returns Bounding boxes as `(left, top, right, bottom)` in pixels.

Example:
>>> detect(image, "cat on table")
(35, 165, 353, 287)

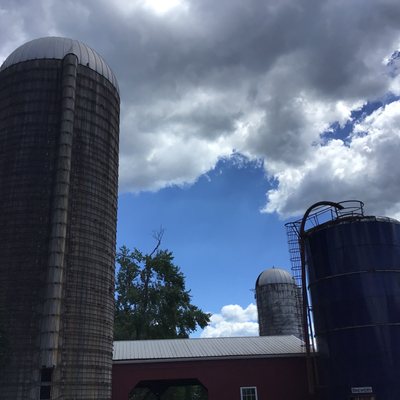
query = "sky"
(1, 0, 400, 338)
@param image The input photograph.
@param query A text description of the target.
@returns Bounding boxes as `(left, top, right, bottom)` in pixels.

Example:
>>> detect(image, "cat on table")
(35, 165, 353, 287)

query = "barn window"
(240, 386, 258, 400)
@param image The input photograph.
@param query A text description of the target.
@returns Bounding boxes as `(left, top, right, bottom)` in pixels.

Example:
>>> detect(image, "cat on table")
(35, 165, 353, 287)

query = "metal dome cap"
(0, 37, 119, 93)
(256, 268, 295, 286)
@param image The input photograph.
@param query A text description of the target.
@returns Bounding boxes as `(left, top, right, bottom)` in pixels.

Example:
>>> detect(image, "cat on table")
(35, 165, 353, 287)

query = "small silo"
(0, 37, 119, 399)
(255, 268, 303, 339)
(297, 202, 400, 400)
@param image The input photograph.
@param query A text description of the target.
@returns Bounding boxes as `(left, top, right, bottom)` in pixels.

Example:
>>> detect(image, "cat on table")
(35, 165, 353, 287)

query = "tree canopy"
(114, 235, 210, 340)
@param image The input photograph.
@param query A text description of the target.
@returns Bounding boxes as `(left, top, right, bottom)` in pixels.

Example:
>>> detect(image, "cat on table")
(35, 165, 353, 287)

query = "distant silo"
(0, 37, 119, 399)
(305, 213, 400, 400)
(255, 268, 303, 339)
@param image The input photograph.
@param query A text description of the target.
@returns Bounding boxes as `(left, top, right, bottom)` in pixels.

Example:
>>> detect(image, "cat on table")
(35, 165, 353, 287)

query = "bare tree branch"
(149, 226, 164, 257)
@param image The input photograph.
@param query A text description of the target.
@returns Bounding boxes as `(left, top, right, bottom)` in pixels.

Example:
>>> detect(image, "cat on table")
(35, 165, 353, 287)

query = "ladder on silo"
(285, 200, 365, 396)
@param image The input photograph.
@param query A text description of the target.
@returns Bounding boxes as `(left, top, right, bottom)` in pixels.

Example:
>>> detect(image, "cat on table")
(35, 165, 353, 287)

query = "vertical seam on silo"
(39, 53, 78, 369)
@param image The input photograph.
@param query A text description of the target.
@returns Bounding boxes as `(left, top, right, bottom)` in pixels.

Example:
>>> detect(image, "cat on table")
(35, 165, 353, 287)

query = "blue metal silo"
(288, 201, 400, 400)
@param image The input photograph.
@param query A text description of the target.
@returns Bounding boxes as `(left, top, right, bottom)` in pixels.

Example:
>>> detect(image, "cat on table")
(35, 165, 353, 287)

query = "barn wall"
(112, 357, 310, 400)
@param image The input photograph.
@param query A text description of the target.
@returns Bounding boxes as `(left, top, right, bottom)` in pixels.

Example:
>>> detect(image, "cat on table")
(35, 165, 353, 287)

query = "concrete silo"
(0, 37, 119, 399)
(255, 268, 303, 339)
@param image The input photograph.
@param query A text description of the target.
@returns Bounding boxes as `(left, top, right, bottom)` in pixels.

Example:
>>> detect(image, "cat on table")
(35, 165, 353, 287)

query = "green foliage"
(115, 244, 210, 340)
(130, 385, 207, 400)
(163, 385, 207, 400)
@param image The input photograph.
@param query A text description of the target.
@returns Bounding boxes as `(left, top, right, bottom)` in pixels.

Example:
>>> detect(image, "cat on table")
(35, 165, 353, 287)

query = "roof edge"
(113, 352, 306, 364)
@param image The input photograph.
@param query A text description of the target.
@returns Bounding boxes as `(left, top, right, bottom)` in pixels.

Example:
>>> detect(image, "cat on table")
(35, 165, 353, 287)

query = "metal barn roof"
(0, 37, 119, 92)
(113, 335, 304, 363)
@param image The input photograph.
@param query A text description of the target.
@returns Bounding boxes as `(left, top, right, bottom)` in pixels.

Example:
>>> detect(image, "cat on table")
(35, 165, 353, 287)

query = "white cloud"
(143, 0, 188, 15)
(200, 304, 259, 338)
(263, 100, 400, 219)
(1, 0, 400, 216)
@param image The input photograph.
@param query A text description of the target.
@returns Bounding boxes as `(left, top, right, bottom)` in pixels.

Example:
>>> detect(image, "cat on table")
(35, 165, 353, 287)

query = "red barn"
(112, 335, 310, 400)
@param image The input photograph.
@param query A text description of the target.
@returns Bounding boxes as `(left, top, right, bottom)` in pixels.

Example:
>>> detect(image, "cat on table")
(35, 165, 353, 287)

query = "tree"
(114, 233, 210, 340)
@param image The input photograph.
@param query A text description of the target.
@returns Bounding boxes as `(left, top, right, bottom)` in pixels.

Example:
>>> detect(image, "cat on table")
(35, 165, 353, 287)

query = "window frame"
(240, 386, 258, 400)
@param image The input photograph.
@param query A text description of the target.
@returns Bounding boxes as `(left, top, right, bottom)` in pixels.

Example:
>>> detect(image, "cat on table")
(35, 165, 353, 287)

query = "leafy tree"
(114, 232, 210, 340)
(130, 384, 207, 400)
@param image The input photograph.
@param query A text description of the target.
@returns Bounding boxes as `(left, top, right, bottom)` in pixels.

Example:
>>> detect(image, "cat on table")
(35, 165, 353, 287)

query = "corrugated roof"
(113, 335, 304, 363)
(0, 37, 119, 93)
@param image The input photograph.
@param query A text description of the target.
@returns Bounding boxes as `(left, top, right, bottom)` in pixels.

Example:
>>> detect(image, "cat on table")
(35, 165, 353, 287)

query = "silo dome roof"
(0, 37, 119, 93)
(256, 268, 295, 286)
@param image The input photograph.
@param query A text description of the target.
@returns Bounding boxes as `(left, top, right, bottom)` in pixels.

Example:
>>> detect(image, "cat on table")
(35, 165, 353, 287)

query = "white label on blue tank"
(351, 387, 373, 394)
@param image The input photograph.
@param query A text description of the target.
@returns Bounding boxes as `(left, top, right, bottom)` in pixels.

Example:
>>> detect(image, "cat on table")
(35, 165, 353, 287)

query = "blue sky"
(2, 0, 400, 337)
(117, 156, 290, 321)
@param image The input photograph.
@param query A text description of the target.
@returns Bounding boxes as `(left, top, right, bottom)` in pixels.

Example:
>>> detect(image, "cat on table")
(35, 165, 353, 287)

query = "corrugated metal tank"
(305, 216, 400, 400)
(255, 268, 303, 339)
(0, 37, 119, 400)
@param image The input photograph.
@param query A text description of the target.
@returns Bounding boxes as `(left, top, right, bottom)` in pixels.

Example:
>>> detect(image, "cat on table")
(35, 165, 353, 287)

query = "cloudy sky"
(1, 0, 400, 337)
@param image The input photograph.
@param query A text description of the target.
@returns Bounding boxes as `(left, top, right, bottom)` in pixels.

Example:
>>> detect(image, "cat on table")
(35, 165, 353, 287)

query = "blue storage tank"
(305, 216, 400, 400)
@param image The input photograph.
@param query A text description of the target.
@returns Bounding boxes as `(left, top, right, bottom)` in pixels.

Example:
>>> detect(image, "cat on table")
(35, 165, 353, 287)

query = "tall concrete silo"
(0, 37, 119, 400)
(255, 268, 303, 339)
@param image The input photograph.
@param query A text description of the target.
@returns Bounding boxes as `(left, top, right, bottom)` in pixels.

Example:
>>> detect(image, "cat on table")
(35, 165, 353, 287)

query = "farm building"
(112, 336, 309, 400)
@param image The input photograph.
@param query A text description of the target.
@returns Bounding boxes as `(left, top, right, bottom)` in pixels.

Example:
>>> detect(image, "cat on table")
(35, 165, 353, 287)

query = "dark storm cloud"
(1, 0, 400, 216)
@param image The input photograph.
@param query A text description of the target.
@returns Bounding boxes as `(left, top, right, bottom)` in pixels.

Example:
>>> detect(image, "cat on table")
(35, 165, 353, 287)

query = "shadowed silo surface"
(305, 215, 400, 400)
(0, 37, 119, 399)
(255, 268, 303, 339)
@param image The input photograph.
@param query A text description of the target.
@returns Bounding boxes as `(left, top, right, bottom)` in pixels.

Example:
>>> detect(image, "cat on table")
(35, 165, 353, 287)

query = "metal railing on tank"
(285, 200, 364, 285)
(284, 200, 364, 397)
